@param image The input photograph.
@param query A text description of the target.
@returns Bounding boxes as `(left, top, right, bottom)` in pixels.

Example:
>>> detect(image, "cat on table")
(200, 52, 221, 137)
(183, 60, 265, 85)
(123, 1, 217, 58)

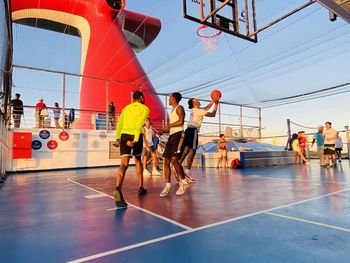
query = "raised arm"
(205, 101, 219, 117)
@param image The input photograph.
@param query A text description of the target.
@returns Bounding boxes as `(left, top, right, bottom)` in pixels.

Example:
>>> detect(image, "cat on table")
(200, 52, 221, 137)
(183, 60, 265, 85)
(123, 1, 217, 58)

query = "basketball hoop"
(197, 25, 222, 53)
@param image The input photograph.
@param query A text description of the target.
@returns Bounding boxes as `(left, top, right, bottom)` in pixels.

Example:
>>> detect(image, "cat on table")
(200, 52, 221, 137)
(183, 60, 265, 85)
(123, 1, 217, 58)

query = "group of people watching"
(290, 121, 343, 167)
(10, 94, 74, 129)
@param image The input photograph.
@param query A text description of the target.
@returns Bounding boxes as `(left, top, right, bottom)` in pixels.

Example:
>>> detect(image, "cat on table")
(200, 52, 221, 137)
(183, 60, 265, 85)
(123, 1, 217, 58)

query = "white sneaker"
(143, 169, 151, 176)
(160, 186, 172, 197)
(176, 182, 190, 195)
(152, 169, 161, 176)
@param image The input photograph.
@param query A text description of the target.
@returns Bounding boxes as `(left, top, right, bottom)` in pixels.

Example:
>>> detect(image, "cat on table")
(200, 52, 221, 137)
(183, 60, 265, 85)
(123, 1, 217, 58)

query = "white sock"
(166, 183, 171, 188)
(182, 179, 188, 185)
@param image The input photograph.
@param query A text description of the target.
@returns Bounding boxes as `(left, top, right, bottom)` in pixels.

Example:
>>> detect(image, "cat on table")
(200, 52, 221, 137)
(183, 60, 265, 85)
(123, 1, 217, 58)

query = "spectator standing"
(53, 102, 61, 128)
(68, 108, 75, 128)
(108, 101, 116, 130)
(11, 93, 23, 128)
(335, 132, 343, 162)
(298, 131, 307, 162)
(311, 126, 324, 165)
(216, 134, 228, 168)
(323, 121, 338, 167)
(35, 98, 47, 128)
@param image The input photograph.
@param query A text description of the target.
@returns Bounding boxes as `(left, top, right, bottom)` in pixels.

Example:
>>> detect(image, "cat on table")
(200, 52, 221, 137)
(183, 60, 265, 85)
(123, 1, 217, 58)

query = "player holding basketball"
(159, 92, 190, 197)
(179, 97, 219, 175)
(113, 91, 149, 208)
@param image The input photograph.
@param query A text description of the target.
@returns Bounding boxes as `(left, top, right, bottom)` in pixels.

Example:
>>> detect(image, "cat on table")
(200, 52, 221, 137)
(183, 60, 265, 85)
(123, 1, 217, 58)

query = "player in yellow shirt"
(113, 91, 150, 208)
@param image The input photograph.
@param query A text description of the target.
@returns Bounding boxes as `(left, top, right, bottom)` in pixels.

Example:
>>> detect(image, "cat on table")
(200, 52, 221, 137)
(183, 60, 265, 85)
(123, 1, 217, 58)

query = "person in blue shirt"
(311, 125, 324, 166)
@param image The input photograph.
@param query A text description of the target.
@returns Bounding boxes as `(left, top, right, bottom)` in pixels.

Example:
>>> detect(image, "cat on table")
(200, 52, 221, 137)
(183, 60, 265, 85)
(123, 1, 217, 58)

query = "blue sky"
(11, 0, 350, 136)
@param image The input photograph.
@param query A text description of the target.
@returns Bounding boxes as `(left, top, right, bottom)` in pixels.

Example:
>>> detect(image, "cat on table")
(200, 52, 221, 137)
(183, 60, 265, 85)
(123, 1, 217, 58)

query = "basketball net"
(197, 25, 222, 53)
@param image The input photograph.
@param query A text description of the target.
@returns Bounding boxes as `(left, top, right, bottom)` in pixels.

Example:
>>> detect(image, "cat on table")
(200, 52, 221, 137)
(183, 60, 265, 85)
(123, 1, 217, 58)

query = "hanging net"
(197, 25, 222, 53)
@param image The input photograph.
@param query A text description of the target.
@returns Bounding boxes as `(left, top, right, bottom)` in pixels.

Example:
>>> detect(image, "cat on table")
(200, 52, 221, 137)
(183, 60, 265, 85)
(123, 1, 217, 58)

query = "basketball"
(211, 90, 221, 101)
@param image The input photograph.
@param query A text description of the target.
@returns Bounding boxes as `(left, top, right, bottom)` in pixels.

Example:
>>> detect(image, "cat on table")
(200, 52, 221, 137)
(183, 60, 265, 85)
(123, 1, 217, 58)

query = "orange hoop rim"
(196, 25, 222, 39)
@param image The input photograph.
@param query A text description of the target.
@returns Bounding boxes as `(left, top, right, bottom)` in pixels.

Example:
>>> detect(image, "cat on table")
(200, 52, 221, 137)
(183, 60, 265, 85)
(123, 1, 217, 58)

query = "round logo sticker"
(59, 131, 69, 141)
(47, 140, 58, 150)
(32, 140, 42, 150)
(39, 130, 50, 139)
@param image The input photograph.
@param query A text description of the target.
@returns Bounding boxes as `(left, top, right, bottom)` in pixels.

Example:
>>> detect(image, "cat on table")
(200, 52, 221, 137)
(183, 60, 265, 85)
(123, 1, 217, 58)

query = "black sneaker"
(113, 187, 127, 208)
(138, 186, 148, 196)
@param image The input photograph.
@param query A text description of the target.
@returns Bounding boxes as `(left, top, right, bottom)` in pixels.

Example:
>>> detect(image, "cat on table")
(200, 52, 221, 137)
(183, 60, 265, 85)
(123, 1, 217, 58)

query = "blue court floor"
(1, 161, 350, 262)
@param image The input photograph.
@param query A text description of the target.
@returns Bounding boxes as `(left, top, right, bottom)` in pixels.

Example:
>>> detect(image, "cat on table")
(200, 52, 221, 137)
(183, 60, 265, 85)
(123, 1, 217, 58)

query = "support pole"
(164, 95, 168, 126)
(219, 103, 222, 135)
(258, 108, 262, 139)
(239, 106, 243, 138)
(106, 80, 109, 131)
(62, 73, 66, 131)
(285, 119, 291, 150)
(345, 125, 350, 159)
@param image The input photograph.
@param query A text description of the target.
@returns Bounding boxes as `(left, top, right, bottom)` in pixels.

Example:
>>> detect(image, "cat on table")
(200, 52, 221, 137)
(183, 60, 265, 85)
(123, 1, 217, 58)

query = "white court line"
(66, 177, 192, 230)
(247, 175, 350, 186)
(265, 212, 350, 233)
(84, 193, 108, 199)
(66, 186, 350, 263)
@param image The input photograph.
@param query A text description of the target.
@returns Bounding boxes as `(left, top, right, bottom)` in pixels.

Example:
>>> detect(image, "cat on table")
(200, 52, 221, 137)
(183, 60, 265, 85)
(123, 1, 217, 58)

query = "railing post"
(218, 103, 221, 135)
(345, 125, 350, 159)
(164, 95, 168, 126)
(239, 106, 243, 138)
(258, 108, 262, 139)
(62, 73, 66, 131)
(106, 80, 109, 131)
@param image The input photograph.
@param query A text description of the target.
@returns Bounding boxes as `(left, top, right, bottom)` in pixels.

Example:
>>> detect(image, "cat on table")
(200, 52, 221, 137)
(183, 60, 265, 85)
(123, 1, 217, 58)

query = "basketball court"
(2, 1, 350, 262)
(1, 161, 350, 262)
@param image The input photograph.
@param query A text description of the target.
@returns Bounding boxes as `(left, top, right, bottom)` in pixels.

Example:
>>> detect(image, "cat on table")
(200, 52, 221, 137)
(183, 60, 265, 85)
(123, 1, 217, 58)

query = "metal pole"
(285, 119, 291, 150)
(345, 126, 350, 159)
(258, 108, 262, 139)
(62, 73, 66, 131)
(244, 0, 250, 35)
(164, 95, 168, 126)
(201, 0, 231, 22)
(248, 0, 315, 37)
(240, 106, 243, 138)
(219, 103, 222, 135)
(200, 0, 204, 19)
(106, 80, 109, 131)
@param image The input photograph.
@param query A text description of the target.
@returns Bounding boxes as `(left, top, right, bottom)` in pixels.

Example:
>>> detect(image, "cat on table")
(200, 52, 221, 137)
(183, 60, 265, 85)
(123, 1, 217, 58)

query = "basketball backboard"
(183, 0, 258, 43)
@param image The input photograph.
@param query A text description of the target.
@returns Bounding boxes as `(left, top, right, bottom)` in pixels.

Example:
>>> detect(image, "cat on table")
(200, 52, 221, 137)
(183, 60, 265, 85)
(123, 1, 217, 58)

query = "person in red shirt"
(298, 131, 307, 163)
(35, 98, 47, 128)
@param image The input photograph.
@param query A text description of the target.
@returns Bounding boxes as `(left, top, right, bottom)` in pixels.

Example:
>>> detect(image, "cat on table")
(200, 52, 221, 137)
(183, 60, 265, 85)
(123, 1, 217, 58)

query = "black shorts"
(120, 133, 143, 157)
(183, 127, 199, 149)
(163, 131, 184, 159)
(324, 144, 335, 155)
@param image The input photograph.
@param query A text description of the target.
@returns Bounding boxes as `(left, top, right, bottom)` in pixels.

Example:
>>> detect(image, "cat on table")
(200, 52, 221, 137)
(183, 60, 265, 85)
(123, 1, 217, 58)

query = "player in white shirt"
(179, 98, 219, 175)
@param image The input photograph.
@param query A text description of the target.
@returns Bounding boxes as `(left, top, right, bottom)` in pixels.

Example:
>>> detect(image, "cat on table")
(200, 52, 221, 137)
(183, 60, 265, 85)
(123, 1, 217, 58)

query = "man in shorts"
(311, 126, 324, 165)
(179, 98, 219, 175)
(323, 121, 337, 167)
(113, 91, 150, 208)
(159, 92, 190, 197)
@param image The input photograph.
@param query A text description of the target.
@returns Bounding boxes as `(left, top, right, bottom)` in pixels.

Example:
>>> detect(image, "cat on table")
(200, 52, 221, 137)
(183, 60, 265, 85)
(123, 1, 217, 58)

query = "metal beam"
(317, 0, 350, 23)
(248, 0, 316, 37)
